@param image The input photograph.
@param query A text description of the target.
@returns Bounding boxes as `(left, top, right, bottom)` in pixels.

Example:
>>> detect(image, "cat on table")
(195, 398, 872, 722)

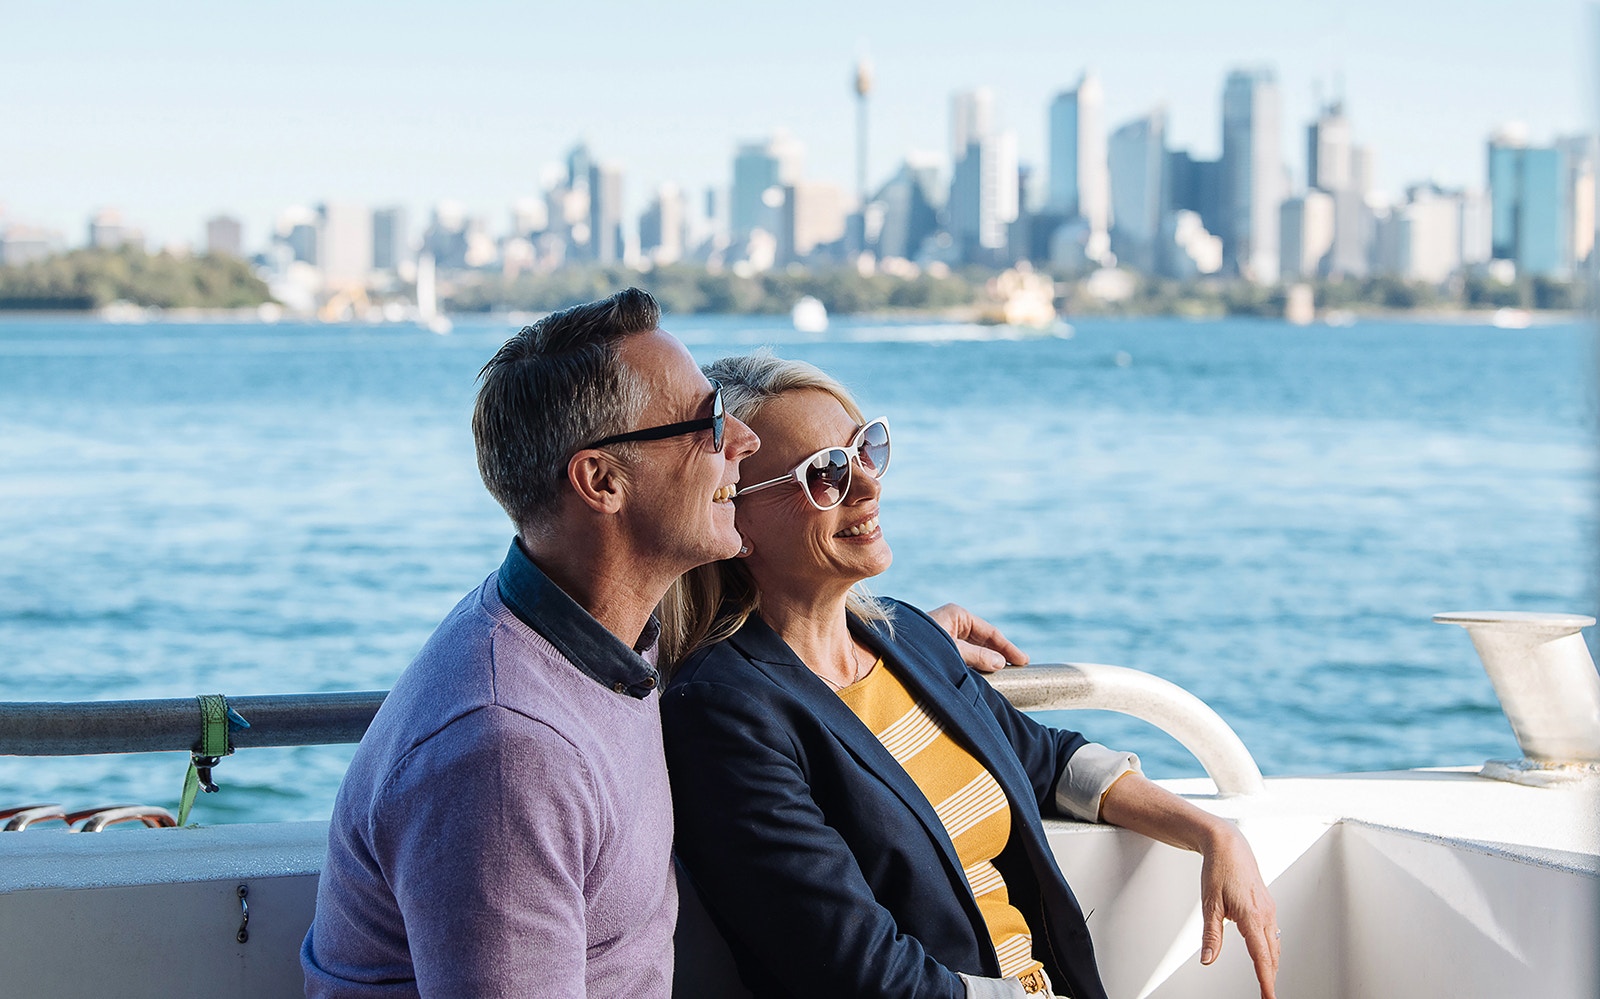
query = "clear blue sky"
(3, 0, 1592, 248)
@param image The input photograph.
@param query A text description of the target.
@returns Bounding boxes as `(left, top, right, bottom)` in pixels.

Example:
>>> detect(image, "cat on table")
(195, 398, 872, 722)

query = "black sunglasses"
(584, 380, 725, 452)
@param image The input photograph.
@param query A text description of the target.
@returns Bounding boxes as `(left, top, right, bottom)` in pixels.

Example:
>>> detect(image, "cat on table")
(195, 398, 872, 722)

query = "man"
(302, 288, 1022, 997)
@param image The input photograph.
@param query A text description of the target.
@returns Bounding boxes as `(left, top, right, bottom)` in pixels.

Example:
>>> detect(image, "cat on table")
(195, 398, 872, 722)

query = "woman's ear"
(568, 449, 627, 515)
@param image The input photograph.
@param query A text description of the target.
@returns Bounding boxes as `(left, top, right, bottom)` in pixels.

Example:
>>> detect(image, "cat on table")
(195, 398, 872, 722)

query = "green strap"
(177, 694, 233, 826)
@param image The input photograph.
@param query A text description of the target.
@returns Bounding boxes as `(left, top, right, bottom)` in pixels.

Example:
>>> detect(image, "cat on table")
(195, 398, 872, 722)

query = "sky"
(3, 0, 1594, 249)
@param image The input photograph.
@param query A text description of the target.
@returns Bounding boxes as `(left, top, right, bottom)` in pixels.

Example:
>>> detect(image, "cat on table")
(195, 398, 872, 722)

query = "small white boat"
(1, 609, 1596, 997)
(792, 296, 829, 334)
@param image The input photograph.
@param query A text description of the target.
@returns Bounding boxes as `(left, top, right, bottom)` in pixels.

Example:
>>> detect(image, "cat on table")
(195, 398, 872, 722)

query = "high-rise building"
(781, 180, 848, 262)
(1166, 150, 1225, 240)
(1047, 73, 1110, 247)
(1108, 108, 1166, 272)
(730, 133, 804, 241)
(588, 162, 625, 264)
(949, 130, 1018, 261)
(639, 183, 687, 265)
(1391, 185, 1464, 283)
(1278, 190, 1335, 280)
(319, 203, 373, 288)
(1327, 190, 1375, 279)
(950, 88, 995, 163)
(205, 215, 243, 258)
(1306, 102, 1352, 193)
(1221, 68, 1284, 282)
(372, 207, 408, 271)
(1487, 127, 1587, 278)
(88, 208, 141, 251)
(870, 155, 942, 261)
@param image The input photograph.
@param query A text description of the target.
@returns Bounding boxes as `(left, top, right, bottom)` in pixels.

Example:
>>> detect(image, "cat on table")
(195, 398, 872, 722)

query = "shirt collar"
(496, 538, 662, 699)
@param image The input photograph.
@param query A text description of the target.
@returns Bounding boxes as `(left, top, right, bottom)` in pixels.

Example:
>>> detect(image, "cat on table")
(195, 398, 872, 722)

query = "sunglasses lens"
(804, 449, 852, 509)
(857, 420, 890, 477)
(710, 383, 725, 451)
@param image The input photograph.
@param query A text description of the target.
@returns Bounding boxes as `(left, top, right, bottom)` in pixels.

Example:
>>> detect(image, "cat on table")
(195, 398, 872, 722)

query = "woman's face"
(733, 388, 892, 598)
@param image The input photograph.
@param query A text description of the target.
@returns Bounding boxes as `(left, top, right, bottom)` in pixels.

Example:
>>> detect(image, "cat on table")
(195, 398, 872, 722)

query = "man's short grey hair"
(472, 288, 658, 532)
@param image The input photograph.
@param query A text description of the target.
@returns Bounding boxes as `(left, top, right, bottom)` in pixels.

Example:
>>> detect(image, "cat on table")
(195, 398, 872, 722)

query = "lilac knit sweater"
(302, 570, 676, 998)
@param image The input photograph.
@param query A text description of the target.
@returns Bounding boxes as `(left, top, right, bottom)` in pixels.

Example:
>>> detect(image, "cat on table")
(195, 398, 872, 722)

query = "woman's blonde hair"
(659, 348, 893, 674)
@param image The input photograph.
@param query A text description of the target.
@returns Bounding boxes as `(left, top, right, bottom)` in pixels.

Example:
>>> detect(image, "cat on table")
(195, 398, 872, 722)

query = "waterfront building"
(1391, 185, 1464, 283)
(1327, 190, 1375, 279)
(588, 162, 625, 265)
(948, 129, 1019, 263)
(730, 133, 804, 242)
(950, 88, 995, 163)
(88, 208, 142, 251)
(0, 224, 62, 266)
(1486, 127, 1585, 279)
(205, 215, 243, 258)
(318, 203, 373, 289)
(422, 202, 470, 271)
(639, 183, 687, 266)
(869, 154, 942, 262)
(509, 199, 547, 240)
(1221, 68, 1284, 283)
(1459, 189, 1492, 267)
(780, 180, 848, 263)
(1278, 190, 1335, 281)
(1108, 108, 1167, 273)
(372, 207, 408, 272)
(1306, 102, 1352, 193)
(1046, 73, 1110, 257)
(1166, 150, 1225, 248)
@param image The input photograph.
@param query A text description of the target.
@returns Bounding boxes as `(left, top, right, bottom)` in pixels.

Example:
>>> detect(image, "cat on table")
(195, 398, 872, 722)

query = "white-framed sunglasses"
(734, 418, 891, 511)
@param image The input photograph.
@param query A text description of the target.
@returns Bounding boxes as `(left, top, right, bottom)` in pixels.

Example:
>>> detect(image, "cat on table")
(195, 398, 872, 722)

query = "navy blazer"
(661, 600, 1110, 999)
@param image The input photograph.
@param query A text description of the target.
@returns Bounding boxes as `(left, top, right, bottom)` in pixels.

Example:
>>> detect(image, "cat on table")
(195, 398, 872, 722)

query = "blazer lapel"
(852, 616, 1042, 830)
(729, 615, 970, 883)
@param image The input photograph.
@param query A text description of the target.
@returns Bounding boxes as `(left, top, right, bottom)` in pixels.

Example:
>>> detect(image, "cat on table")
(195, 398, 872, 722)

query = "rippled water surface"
(1, 314, 1594, 822)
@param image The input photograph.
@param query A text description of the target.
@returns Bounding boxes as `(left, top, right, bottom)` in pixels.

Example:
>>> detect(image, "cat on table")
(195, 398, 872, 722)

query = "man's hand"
(1199, 823, 1280, 999)
(926, 603, 1028, 674)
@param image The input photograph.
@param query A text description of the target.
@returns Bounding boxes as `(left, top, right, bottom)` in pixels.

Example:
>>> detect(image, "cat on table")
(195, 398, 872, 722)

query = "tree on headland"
(0, 245, 272, 310)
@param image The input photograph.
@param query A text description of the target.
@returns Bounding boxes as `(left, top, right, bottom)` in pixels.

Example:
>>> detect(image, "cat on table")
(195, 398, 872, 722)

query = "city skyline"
(3, 0, 1592, 247)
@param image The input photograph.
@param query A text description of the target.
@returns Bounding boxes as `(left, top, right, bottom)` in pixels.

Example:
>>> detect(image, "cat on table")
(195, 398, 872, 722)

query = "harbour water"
(1, 314, 1594, 824)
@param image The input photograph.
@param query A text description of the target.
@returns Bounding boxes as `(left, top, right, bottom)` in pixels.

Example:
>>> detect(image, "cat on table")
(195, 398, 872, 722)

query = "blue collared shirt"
(495, 538, 662, 698)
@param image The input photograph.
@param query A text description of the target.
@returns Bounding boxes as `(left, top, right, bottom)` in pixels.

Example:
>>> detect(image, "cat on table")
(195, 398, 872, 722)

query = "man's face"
(611, 329, 759, 573)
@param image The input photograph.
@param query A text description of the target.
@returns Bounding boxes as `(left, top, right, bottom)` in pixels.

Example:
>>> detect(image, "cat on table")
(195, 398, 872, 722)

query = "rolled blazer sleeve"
(663, 678, 969, 999)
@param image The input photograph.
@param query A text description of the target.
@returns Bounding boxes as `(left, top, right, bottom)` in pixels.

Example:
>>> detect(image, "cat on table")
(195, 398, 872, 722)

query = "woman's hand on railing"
(926, 603, 1028, 674)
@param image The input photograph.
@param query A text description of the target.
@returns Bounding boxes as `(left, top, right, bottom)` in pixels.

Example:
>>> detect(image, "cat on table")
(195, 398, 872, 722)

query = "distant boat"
(1493, 307, 1532, 330)
(791, 296, 829, 334)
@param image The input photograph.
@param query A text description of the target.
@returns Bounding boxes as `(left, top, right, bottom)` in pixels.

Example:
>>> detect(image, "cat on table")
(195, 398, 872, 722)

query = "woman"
(660, 351, 1279, 999)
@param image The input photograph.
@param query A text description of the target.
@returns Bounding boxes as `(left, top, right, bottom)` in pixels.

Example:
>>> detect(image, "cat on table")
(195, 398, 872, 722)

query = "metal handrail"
(0, 692, 387, 756)
(0, 665, 1265, 796)
(989, 663, 1266, 797)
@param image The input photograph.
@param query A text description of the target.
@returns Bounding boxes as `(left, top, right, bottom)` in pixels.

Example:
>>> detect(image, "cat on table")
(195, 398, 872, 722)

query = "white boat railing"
(989, 663, 1267, 796)
(0, 666, 1267, 795)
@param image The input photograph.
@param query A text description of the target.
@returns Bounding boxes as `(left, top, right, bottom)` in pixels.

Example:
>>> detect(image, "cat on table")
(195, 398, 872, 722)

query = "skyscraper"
(870, 155, 942, 261)
(372, 207, 408, 271)
(639, 183, 687, 266)
(1306, 102, 1352, 193)
(1487, 127, 1587, 278)
(949, 130, 1018, 261)
(1278, 190, 1334, 280)
(588, 162, 625, 264)
(1047, 73, 1110, 248)
(1221, 68, 1284, 282)
(950, 88, 994, 163)
(318, 203, 373, 288)
(730, 133, 804, 241)
(205, 215, 243, 258)
(1108, 108, 1167, 272)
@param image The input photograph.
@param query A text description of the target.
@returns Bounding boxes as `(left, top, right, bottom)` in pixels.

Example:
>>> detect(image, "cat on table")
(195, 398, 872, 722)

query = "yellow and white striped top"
(837, 659, 1044, 980)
